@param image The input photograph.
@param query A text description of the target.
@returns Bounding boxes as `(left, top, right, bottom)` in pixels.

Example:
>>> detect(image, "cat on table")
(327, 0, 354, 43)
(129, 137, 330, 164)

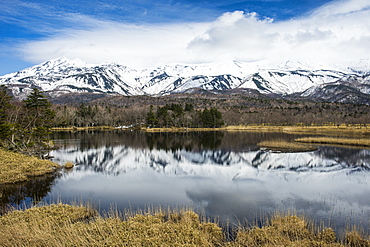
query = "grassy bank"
(1, 204, 369, 246)
(296, 137, 370, 148)
(223, 124, 370, 136)
(141, 124, 370, 135)
(258, 140, 318, 152)
(0, 149, 59, 184)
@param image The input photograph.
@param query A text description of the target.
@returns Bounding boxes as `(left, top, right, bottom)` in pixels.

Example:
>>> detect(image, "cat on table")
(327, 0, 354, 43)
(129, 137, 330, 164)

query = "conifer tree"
(0, 85, 13, 141)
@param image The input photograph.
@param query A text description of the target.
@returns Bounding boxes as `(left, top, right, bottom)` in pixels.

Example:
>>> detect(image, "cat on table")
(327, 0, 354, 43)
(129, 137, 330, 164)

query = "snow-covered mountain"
(1, 57, 369, 103)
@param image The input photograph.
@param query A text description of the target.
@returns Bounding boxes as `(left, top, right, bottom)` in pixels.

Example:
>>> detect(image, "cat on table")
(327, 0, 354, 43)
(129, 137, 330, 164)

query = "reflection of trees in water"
(146, 132, 224, 151)
(0, 173, 60, 214)
(52, 131, 305, 152)
(53, 131, 148, 150)
(318, 146, 370, 169)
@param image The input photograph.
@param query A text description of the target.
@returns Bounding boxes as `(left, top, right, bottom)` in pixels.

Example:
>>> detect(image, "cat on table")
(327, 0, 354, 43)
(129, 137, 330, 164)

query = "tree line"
(146, 103, 224, 128)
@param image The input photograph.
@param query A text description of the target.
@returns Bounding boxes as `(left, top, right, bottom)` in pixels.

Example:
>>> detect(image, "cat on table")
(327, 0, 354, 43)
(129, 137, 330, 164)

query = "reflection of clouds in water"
(186, 182, 275, 223)
(185, 171, 370, 232)
(351, 191, 370, 207)
(277, 194, 331, 215)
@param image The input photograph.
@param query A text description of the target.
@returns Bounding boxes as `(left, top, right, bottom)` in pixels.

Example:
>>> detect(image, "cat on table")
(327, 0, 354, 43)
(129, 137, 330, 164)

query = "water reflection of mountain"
(51, 144, 370, 178)
(317, 146, 370, 170)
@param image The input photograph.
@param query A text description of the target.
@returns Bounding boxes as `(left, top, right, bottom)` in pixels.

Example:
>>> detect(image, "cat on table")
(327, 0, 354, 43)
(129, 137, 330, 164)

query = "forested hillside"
(52, 93, 370, 127)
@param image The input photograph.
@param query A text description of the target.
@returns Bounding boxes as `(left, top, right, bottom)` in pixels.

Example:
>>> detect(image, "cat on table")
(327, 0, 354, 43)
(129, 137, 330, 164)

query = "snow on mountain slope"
(239, 69, 347, 94)
(0, 57, 369, 100)
(0, 57, 145, 98)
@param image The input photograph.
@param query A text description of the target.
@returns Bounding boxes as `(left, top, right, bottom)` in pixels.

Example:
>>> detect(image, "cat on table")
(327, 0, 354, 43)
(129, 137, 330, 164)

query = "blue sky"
(1, 0, 370, 75)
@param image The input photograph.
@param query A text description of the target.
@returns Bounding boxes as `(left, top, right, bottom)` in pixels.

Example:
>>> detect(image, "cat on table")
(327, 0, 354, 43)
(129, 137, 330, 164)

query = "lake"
(1, 130, 370, 235)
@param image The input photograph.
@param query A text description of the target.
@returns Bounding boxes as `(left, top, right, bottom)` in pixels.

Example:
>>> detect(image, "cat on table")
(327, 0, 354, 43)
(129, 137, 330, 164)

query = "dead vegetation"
(295, 137, 370, 148)
(257, 139, 318, 152)
(0, 204, 223, 247)
(0, 148, 59, 184)
(1, 204, 369, 246)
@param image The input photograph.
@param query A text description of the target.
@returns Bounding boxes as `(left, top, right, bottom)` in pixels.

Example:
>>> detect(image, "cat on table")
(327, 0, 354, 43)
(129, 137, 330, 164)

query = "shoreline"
(51, 124, 370, 135)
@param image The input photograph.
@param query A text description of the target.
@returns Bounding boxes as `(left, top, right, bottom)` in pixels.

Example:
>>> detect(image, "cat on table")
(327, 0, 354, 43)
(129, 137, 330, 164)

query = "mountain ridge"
(1, 57, 369, 104)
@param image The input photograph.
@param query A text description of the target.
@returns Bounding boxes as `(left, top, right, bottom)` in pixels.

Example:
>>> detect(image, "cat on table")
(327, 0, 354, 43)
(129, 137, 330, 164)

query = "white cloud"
(19, 0, 370, 68)
(20, 21, 209, 68)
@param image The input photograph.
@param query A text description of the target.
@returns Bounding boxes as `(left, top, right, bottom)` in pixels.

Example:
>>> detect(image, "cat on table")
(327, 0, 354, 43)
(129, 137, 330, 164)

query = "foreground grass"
(296, 137, 370, 148)
(0, 204, 223, 246)
(1, 204, 369, 246)
(0, 148, 59, 184)
(258, 139, 318, 152)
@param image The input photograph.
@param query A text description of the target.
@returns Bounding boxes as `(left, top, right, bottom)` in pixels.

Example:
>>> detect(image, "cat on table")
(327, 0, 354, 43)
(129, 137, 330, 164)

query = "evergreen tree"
(200, 108, 224, 128)
(19, 88, 55, 155)
(0, 85, 13, 141)
(23, 88, 55, 128)
(146, 105, 158, 127)
(184, 103, 194, 112)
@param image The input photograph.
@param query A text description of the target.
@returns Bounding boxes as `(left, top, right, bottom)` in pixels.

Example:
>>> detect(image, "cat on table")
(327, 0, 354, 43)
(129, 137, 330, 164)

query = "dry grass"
(142, 124, 370, 136)
(258, 140, 318, 152)
(64, 161, 75, 169)
(0, 204, 223, 247)
(0, 148, 59, 184)
(295, 137, 370, 148)
(52, 124, 370, 136)
(1, 204, 369, 246)
(51, 126, 116, 132)
(225, 124, 370, 136)
(143, 127, 224, 132)
(228, 214, 346, 247)
(282, 124, 370, 136)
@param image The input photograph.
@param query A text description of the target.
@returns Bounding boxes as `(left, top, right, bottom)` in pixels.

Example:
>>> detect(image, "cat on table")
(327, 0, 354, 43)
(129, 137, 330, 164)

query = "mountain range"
(1, 57, 370, 104)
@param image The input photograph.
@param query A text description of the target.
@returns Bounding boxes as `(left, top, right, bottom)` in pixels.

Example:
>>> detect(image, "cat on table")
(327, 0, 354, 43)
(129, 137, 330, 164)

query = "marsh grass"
(0, 148, 59, 184)
(1, 204, 369, 246)
(258, 139, 318, 152)
(295, 137, 370, 148)
(228, 213, 344, 247)
(142, 124, 370, 136)
(0, 204, 223, 247)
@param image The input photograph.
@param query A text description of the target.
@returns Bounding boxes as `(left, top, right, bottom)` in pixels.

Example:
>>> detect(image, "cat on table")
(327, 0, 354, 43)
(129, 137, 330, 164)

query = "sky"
(1, 0, 370, 75)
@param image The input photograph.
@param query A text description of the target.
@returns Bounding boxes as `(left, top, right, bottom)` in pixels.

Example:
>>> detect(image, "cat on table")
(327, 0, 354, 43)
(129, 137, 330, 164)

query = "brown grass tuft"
(229, 214, 344, 247)
(258, 139, 318, 152)
(295, 137, 370, 148)
(0, 148, 59, 184)
(64, 161, 74, 169)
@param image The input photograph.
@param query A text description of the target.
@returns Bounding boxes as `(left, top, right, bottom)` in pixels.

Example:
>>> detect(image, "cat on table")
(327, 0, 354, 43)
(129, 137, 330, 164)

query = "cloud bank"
(19, 0, 370, 68)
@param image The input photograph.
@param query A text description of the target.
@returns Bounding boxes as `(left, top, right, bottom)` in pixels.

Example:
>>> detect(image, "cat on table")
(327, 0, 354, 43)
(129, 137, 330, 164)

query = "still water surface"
(2, 131, 370, 234)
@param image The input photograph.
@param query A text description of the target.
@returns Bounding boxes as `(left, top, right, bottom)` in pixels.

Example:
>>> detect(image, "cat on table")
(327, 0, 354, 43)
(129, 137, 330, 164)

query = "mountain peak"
(42, 57, 89, 68)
